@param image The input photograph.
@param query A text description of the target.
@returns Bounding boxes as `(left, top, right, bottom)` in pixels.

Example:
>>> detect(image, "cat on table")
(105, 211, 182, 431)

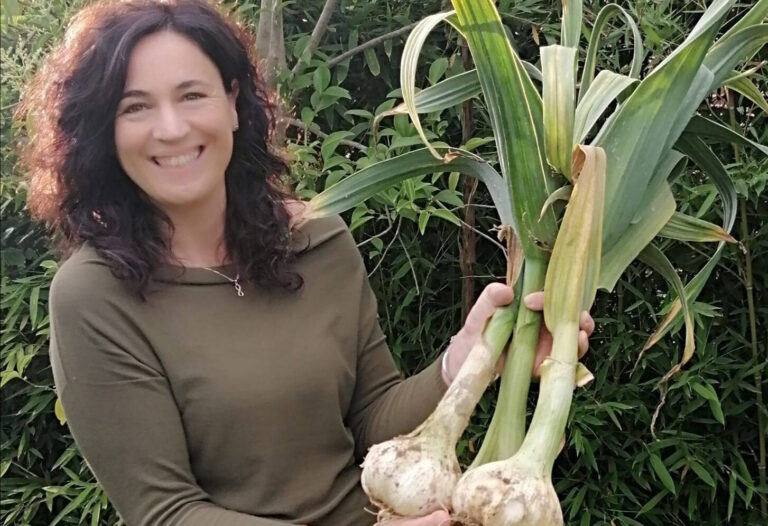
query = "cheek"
(114, 124, 143, 167)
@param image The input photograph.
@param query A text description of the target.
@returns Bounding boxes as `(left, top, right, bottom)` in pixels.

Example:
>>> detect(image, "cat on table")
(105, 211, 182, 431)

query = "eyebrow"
(120, 80, 212, 100)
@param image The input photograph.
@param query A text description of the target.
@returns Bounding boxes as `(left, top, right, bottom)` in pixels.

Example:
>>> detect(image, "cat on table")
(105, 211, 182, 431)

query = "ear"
(228, 79, 239, 127)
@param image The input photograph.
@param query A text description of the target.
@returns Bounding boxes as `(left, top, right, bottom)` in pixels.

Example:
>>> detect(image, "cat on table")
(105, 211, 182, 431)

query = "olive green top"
(49, 215, 448, 526)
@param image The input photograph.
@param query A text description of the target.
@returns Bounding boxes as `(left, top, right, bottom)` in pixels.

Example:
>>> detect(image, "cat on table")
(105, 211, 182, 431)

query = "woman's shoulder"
(50, 244, 129, 311)
(287, 200, 354, 253)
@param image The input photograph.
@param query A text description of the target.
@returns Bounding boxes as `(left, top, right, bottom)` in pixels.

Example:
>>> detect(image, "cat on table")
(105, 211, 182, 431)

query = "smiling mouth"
(152, 146, 204, 168)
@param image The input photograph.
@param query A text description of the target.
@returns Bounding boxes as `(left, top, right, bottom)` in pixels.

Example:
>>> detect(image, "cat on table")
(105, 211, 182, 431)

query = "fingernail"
(523, 293, 535, 308)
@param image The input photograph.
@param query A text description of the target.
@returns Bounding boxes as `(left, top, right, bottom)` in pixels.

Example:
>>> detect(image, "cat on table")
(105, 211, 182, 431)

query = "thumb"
(389, 510, 451, 526)
(463, 283, 515, 335)
(420, 510, 451, 526)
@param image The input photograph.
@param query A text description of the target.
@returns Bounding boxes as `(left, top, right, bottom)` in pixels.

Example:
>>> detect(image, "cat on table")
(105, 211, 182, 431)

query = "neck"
(164, 194, 229, 268)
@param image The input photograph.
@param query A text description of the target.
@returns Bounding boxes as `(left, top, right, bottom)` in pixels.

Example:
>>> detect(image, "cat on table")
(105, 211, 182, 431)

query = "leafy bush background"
(1, 0, 766, 524)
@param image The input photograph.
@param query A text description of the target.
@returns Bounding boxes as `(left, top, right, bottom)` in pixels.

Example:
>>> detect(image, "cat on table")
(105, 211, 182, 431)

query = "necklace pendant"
(234, 277, 244, 297)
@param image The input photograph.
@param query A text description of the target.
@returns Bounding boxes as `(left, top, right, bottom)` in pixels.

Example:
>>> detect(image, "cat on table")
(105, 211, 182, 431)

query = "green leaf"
(418, 210, 430, 234)
(431, 208, 462, 227)
(320, 131, 353, 164)
(637, 244, 695, 368)
(451, 0, 558, 258)
(644, 134, 738, 368)
(598, 151, 684, 291)
(461, 136, 495, 151)
(684, 115, 768, 157)
(658, 212, 736, 243)
(538, 183, 572, 220)
(434, 189, 464, 208)
(580, 3, 643, 101)
(407, 69, 482, 114)
(1, 370, 21, 388)
(718, 0, 768, 41)
(428, 57, 449, 84)
(595, 0, 731, 249)
(374, 62, 542, 132)
(2, 0, 21, 19)
(54, 398, 67, 425)
(313, 65, 331, 92)
(688, 460, 717, 488)
(704, 24, 768, 91)
(300, 107, 315, 125)
(307, 148, 514, 226)
(692, 383, 725, 425)
(636, 490, 667, 516)
(324, 86, 351, 99)
(724, 75, 768, 114)
(542, 45, 577, 179)
(574, 70, 637, 144)
(561, 0, 583, 48)
(649, 453, 677, 495)
(29, 285, 40, 327)
(401, 11, 459, 160)
(727, 471, 737, 519)
(0, 460, 10, 478)
(364, 48, 381, 76)
(49, 487, 93, 526)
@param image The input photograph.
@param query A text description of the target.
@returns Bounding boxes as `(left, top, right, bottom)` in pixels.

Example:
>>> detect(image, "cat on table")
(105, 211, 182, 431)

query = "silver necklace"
(202, 267, 245, 297)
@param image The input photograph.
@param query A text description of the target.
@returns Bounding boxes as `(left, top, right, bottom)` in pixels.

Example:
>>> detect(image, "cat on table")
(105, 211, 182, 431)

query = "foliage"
(0, 0, 766, 524)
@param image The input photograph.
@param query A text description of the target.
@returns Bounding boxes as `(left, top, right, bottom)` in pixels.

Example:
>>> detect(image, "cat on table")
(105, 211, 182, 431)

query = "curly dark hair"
(17, 0, 302, 297)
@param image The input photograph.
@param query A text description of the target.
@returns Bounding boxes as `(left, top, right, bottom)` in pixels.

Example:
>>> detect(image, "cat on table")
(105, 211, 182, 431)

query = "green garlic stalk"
(452, 146, 605, 526)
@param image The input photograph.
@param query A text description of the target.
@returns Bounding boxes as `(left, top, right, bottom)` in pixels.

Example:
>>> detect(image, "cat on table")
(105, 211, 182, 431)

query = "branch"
(288, 118, 368, 151)
(291, 0, 339, 76)
(327, 23, 418, 68)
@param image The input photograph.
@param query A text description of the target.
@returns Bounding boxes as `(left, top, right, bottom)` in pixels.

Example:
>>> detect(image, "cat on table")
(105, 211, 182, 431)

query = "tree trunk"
(256, 0, 289, 145)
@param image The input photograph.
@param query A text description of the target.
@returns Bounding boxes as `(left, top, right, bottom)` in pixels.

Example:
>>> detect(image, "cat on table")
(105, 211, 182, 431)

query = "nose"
(152, 104, 190, 141)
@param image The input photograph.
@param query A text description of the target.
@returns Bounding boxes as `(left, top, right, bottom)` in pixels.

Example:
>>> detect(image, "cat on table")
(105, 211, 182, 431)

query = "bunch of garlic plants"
(301, 0, 767, 521)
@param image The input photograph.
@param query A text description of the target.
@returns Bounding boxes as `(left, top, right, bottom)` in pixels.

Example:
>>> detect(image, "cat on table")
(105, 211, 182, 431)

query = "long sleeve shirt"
(48, 215, 448, 526)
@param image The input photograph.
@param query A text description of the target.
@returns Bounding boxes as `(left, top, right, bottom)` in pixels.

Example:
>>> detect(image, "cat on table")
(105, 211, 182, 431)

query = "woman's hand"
(441, 286, 595, 384)
(523, 291, 594, 376)
(441, 283, 515, 385)
(384, 510, 452, 526)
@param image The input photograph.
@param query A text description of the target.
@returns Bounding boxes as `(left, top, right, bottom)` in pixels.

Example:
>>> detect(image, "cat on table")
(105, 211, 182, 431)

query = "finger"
(578, 330, 589, 357)
(482, 282, 515, 307)
(395, 510, 449, 526)
(495, 352, 506, 376)
(532, 324, 552, 376)
(463, 283, 514, 333)
(428, 510, 451, 526)
(523, 291, 544, 311)
(579, 310, 595, 335)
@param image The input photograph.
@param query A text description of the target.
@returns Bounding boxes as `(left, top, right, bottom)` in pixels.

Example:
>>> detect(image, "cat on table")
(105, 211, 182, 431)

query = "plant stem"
(514, 323, 579, 476)
(470, 257, 547, 467)
(727, 88, 766, 520)
(740, 201, 766, 519)
(425, 305, 516, 444)
(459, 40, 477, 322)
(290, 0, 339, 76)
(327, 23, 418, 68)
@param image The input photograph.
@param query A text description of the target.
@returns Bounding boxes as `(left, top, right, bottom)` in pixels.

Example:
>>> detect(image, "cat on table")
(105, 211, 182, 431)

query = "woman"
(18, 1, 593, 525)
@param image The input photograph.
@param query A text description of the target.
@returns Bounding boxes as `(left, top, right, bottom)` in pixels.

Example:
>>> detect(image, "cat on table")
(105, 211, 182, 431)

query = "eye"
(183, 92, 205, 101)
(121, 103, 147, 115)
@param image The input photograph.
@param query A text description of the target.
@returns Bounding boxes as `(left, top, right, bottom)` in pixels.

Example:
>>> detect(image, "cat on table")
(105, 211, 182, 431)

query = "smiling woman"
(114, 31, 239, 243)
(18, 0, 296, 295)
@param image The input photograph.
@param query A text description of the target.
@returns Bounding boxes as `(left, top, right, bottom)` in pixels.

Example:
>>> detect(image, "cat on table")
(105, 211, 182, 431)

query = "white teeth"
(154, 148, 201, 168)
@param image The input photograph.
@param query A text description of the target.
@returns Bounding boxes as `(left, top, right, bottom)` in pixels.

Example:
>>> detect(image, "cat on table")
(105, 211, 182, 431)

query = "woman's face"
(114, 30, 239, 215)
